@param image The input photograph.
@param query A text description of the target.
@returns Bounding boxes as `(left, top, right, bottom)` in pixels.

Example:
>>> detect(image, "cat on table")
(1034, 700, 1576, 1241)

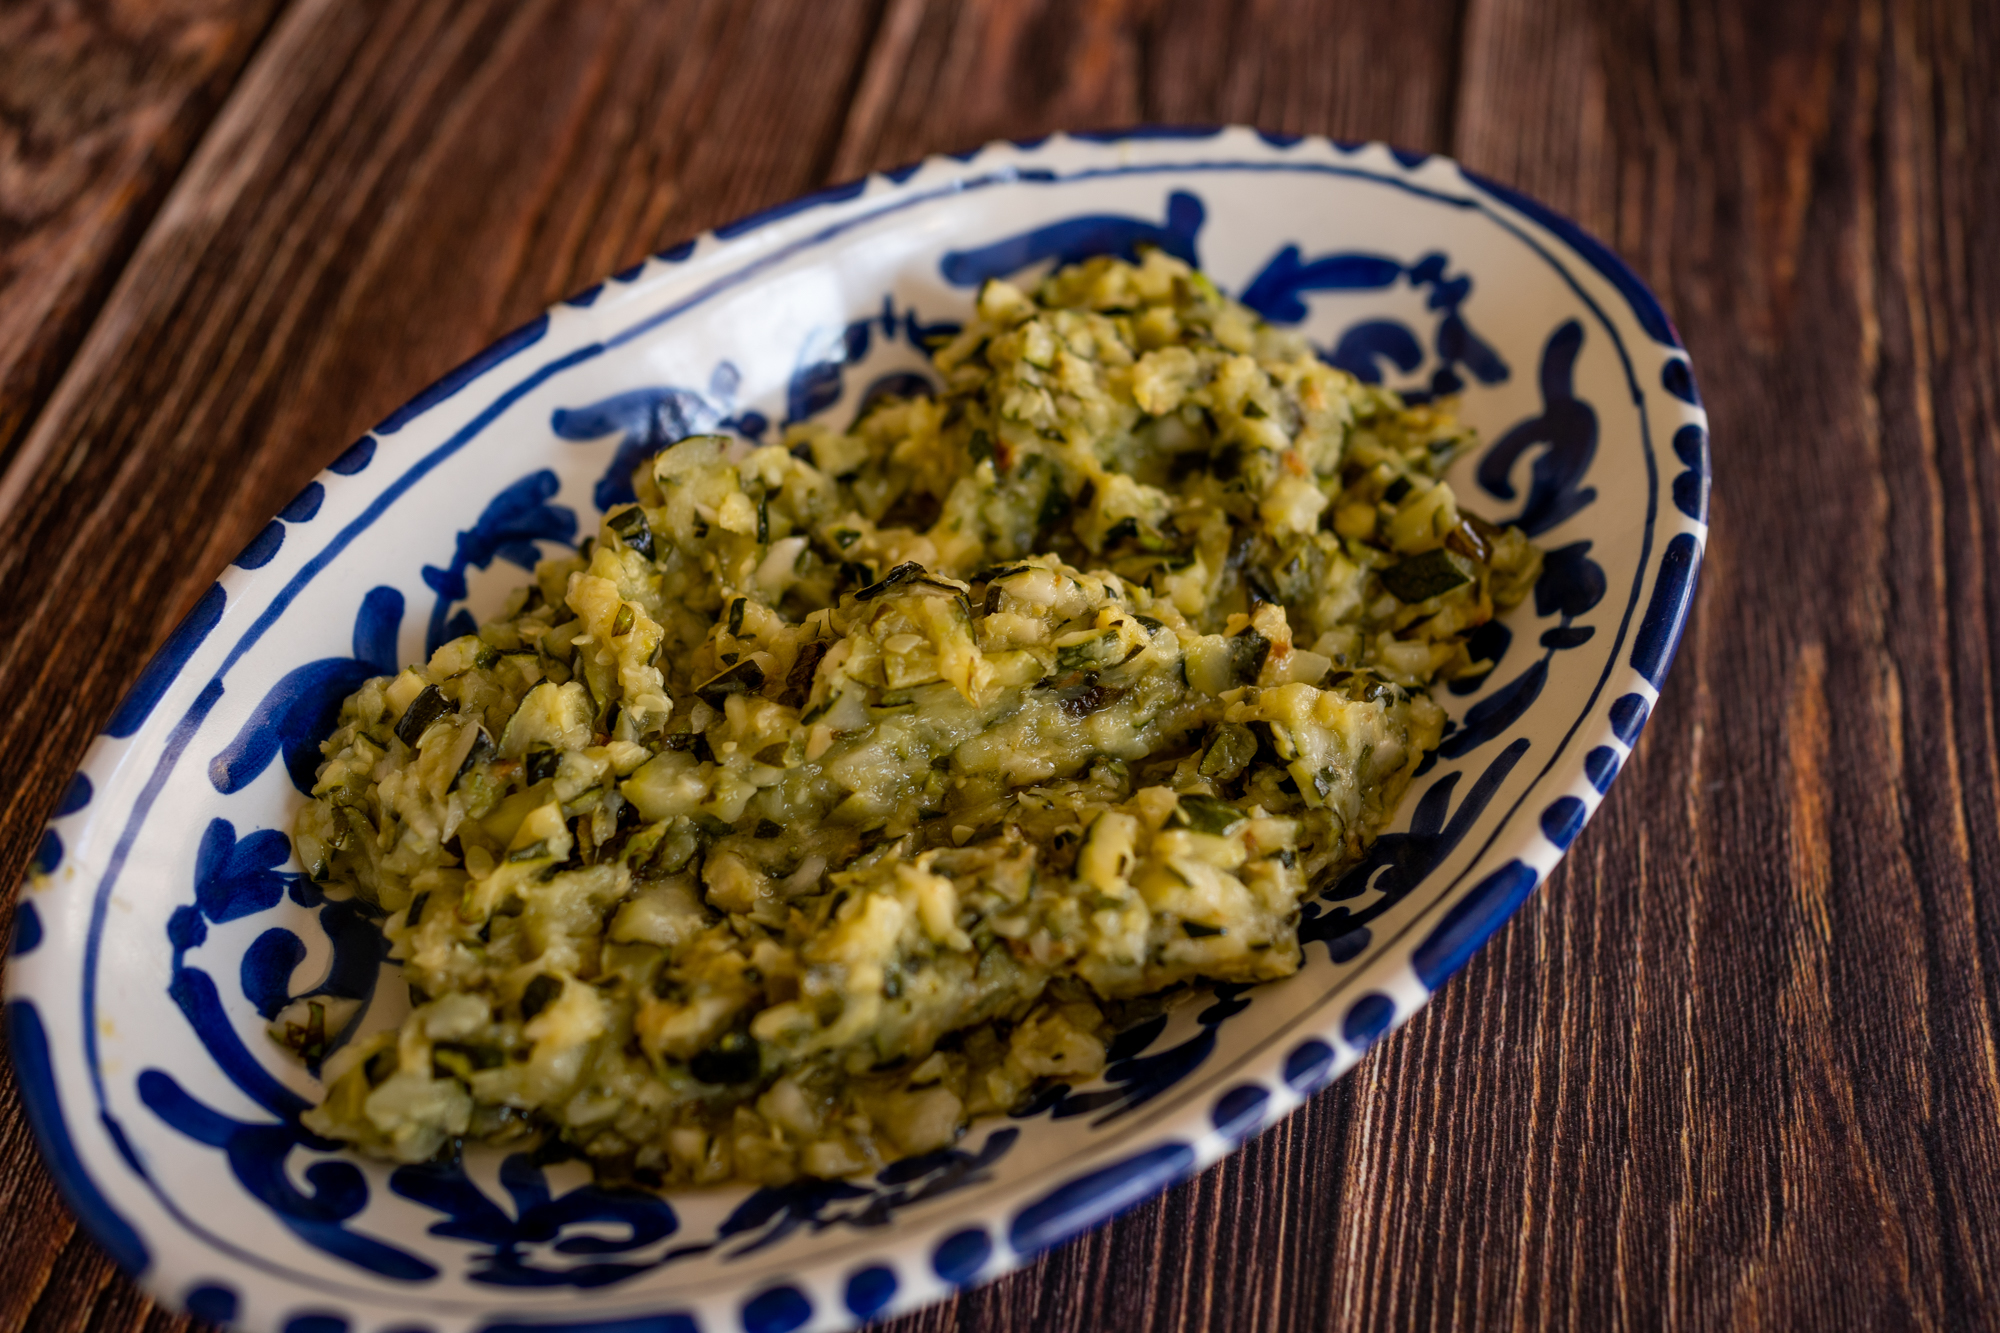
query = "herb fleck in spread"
(292, 252, 1540, 1185)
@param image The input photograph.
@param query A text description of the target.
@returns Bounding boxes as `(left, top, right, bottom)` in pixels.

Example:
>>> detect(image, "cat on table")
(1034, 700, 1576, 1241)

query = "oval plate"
(6, 129, 1707, 1333)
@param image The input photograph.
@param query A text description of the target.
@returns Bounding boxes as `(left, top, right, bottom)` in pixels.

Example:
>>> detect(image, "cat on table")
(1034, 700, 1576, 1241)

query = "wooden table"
(2, 1, 1996, 1328)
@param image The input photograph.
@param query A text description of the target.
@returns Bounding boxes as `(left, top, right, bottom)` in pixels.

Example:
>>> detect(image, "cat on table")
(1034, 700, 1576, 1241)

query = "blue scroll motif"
(1357, 315, 1607, 740)
(421, 470, 578, 655)
(1239, 249, 1403, 320)
(241, 875, 392, 1061)
(1299, 736, 1532, 955)
(1537, 541, 1609, 625)
(385, 1130, 1018, 1289)
(194, 820, 391, 1061)
(1428, 535, 1607, 764)
(210, 586, 404, 796)
(785, 297, 959, 426)
(1240, 249, 1510, 400)
(713, 1127, 1018, 1258)
(390, 1153, 682, 1288)
(993, 748, 1550, 1133)
(1476, 320, 1597, 535)
(147, 804, 1022, 1289)
(139, 1068, 435, 1281)
(553, 362, 769, 513)
(1010, 987, 1253, 1128)
(147, 817, 426, 1279)
(940, 198, 1505, 405)
(939, 191, 1204, 288)
(554, 306, 957, 507)
(191, 818, 297, 925)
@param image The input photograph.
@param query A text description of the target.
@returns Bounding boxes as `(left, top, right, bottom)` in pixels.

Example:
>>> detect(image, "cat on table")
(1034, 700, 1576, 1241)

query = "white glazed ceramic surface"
(6, 130, 1708, 1333)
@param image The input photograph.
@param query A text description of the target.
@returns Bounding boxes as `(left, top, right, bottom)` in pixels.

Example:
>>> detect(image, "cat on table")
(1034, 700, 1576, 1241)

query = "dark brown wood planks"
(829, 0, 1464, 179)
(3, 0, 2000, 1330)
(0, 0, 284, 485)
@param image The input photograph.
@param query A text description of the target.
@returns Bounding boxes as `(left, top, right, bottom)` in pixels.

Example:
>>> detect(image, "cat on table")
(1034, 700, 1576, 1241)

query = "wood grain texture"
(828, 0, 1463, 180)
(5, 1, 2000, 1330)
(0, 0, 281, 500)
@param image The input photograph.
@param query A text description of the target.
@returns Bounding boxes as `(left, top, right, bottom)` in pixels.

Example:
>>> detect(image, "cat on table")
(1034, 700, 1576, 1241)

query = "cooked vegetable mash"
(287, 251, 1540, 1185)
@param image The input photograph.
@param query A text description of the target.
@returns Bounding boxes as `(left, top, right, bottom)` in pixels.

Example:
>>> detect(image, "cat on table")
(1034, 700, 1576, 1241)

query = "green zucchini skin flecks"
(291, 250, 1542, 1188)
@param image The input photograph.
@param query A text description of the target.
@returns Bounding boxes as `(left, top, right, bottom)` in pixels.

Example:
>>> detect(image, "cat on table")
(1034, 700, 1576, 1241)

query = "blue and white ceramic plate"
(7, 129, 1706, 1333)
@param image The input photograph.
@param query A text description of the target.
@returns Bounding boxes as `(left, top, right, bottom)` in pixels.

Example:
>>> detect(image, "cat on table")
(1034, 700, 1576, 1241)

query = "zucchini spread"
(289, 251, 1540, 1186)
